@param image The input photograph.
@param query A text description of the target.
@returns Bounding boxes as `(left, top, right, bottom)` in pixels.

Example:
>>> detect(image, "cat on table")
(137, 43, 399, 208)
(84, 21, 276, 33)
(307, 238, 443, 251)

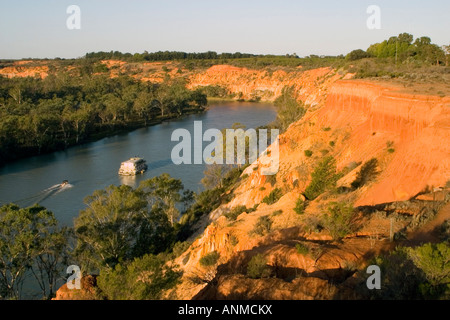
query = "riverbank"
(0, 107, 206, 168)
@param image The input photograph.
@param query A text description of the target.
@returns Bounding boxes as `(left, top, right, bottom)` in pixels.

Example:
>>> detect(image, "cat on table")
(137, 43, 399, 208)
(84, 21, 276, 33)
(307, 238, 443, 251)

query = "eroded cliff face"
(0, 62, 49, 79)
(170, 75, 450, 300)
(321, 81, 449, 206)
(187, 65, 342, 106)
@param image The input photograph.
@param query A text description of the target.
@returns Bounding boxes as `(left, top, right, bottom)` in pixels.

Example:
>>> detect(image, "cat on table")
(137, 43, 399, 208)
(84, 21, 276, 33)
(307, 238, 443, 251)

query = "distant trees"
(346, 49, 372, 61)
(0, 74, 207, 165)
(366, 33, 446, 65)
(443, 44, 450, 67)
(84, 50, 257, 62)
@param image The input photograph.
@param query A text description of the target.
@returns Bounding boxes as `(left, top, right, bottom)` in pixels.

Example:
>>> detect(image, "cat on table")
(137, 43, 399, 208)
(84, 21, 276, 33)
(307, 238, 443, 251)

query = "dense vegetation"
(362, 243, 450, 299)
(85, 50, 258, 62)
(0, 75, 207, 165)
(273, 86, 306, 132)
(0, 204, 70, 299)
(346, 33, 449, 80)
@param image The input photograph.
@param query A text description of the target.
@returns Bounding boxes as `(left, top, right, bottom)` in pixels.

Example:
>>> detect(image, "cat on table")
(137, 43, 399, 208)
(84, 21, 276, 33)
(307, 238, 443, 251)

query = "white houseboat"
(118, 157, 148, 176)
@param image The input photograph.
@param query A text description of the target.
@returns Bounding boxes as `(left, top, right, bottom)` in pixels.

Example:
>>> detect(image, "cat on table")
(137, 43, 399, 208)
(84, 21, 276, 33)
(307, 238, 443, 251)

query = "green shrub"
(199, 251, 220, 267)
(329, 141, 335, 147)
(321, 202, 358, 241)
(182, 252, 191, 265)
(386, 141, 395, 153)
(252, 216, 272, 236)
(293, 197, 306, 214)
(304, 150, 313, 157)
(304, 156, 340, 200)
(368, 243, 450, 299)
(407, 243, 450, 290)
(302, 215, 323, 233)
(230, 235, 239, 246)
(224, 205, 248, 221)
(272, 210, 283, 216)
(322, 127, 331, 132)
(265, 174, 277, 186)
(295, 243, 310, 255)
(247, 204, 259, 213)
(172, 241, 192, 258)
(351, 158, 379, 189)
(262, 188, 282, 205)
(247, 254, 271, 279)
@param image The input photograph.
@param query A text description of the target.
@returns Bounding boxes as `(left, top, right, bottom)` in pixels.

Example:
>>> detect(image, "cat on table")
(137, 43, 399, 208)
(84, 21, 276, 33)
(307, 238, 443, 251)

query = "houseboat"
(118, 157, 148, 176)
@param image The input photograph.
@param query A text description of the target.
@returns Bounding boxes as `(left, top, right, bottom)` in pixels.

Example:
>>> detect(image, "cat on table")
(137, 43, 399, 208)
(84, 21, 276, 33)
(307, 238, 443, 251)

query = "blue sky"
(0, 0, 449, 59)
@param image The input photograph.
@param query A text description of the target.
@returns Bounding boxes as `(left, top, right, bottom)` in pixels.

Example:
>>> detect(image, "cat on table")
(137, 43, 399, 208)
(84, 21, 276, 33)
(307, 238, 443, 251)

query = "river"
(0, 101, 276, 226)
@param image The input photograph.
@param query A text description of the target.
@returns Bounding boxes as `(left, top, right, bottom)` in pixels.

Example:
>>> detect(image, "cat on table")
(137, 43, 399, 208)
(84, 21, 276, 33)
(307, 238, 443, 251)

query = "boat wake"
(12, 182, 73, 206)
(53, 183, 73, 195)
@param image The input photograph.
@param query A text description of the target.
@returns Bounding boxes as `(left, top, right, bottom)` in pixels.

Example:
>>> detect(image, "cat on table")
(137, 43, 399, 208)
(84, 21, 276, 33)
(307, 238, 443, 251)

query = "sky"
(0, 0, 449, 59)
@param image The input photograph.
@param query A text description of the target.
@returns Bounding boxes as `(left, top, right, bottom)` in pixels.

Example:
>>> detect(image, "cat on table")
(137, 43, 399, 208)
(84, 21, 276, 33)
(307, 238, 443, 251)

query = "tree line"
(347, 32, 449, 66)
(0, 74, 207, 165)
(84, 50, 259, 62)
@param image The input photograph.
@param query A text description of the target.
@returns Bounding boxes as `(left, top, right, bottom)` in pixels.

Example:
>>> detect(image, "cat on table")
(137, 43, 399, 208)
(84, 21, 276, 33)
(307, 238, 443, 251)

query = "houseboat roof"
(122, 157, 146, 164)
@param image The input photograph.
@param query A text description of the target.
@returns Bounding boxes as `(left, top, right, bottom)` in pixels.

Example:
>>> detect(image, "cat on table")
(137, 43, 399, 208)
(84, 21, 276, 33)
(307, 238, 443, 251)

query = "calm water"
(0, 101, 275, 226)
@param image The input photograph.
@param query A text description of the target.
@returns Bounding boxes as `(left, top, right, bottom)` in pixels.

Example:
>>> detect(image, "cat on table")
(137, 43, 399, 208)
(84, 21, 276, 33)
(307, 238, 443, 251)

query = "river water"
(0, 101, 276, 226)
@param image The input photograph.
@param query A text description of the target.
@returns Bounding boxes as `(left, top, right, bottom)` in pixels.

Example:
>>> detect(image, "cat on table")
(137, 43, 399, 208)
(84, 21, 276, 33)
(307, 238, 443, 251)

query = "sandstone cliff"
(168, 69, 449, 300)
